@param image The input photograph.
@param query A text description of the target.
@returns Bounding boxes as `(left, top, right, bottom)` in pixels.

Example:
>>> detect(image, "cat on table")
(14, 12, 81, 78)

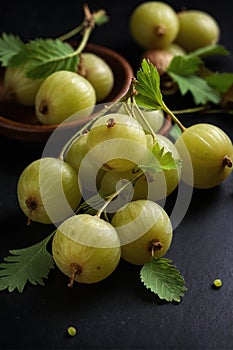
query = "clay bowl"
(0, 43, 134, 143)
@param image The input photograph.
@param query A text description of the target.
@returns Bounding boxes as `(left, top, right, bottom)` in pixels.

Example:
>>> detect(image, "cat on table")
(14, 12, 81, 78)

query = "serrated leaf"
(168, 55, 202, 76)
(0, 233, 55, 293)
(140, 141, 181, 174)
(135, 58, 164, 110)
(140, 257, 187, 302)
(168, 72, 221, 105)
(206, 72, 233, 93)
(188, 44, 230, 58)
(0, 33, 25, 66)
(9, 38, 79, 79)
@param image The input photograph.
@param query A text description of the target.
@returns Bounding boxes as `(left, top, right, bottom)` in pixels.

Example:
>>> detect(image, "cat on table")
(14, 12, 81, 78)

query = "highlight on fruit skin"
(52, 214, 121, 285)
(175, 123, 233, 189)
(111, 199, 173, 265)
(17, 157, 82, 224)
(129, 1, 180, 50)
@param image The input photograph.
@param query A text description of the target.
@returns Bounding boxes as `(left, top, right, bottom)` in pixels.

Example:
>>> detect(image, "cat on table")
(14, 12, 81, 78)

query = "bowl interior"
(0, 43, 134, 142)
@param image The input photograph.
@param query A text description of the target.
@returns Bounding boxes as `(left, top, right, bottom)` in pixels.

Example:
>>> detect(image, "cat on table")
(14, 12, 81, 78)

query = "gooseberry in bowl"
(3, 65, 43, 106)
(35, 70, 96, 125)
(77, 52, 114, 102)
(0, 43, 134, 142)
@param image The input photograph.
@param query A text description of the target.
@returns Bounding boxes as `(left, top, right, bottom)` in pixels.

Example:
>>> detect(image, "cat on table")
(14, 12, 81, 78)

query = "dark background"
(1, 1, 233, 349)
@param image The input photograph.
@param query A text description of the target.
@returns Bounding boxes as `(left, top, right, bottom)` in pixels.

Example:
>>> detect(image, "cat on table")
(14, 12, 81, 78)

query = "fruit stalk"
(58, 4, 107, 43)
(96, 170, 144, 218)
(161, 101, 186, 133)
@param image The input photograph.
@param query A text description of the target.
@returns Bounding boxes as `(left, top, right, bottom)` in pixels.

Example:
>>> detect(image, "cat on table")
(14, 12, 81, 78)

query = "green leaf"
(166, 46, 230, 106)
(206, 72, 233, 93)
(9, 38, 79, 79)
(0, 33, 25, 66)
(188, 44, 230, 58)
(168, 55, 202, 76)
(135, 58, 164, 110)
(140, 257, 187, 302)
(0, 233, 55, 293)
(168, 72, 221, 105)
(139, 141, 182, 174)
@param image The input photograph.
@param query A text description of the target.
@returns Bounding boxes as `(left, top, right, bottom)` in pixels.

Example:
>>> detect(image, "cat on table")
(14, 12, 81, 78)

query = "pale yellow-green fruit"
(35, 70, 96, 125)
(52, 214, 121, 284)
(17, 157, 81, 224)
(129, 1, 179, 49)
(78, 52, 114, 102)
(86, 113, 147, 172)
(4, 65, 43, 106)
(111, 199, 173, 265)
(175, 123, 233, 188)
(65, 133, 106, 193)
(175, 9, 220, 52)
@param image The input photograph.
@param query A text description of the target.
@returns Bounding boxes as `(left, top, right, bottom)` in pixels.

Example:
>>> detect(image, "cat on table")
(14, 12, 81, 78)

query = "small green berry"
(213, 279, 222, 288)
(67, 326, 77, 337)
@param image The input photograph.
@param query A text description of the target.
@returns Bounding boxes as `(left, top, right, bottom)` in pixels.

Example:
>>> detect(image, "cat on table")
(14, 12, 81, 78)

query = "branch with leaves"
(0, 4, 108, 79)
(162, 44, 233, 112)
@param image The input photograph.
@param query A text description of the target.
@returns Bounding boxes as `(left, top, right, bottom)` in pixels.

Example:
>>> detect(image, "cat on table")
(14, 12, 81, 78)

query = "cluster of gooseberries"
(16, 73, 233, 287)
(17, 102, 176, 285)
(129, 1, 220, 74)
(6, 2, 233, 291)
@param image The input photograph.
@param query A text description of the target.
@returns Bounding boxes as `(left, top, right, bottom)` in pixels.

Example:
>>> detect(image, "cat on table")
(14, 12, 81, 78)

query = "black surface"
(1, 1, 233, 350)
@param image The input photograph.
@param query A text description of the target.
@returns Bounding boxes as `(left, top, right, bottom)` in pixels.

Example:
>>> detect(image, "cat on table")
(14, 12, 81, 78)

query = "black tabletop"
(1, 1, 233, 350)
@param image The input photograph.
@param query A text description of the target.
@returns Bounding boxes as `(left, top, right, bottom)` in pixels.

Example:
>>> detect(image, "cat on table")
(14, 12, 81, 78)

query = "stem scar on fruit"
(222, 155, 233, 168)
(68, 263, 82, 288)
(149, 240, 163, 257)
(155, 25, 166, 37)
(25, 197, 37, 225)
(106, 118, 116, 128)
(38, 100, 48, 116)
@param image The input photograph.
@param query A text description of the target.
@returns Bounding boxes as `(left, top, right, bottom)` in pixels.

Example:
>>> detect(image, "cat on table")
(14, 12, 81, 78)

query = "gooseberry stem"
(171, 106, 209, 115)
(58, 5, 107, 43)
(68, 263, 82, 288)
(132, 101, 158, 142)
(150, 240, 163, 256)
(96, 169, 144, 218)
(172, 106, 233, 116)
(58, 23, 84, 42)
(161, 101, 186, 132)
